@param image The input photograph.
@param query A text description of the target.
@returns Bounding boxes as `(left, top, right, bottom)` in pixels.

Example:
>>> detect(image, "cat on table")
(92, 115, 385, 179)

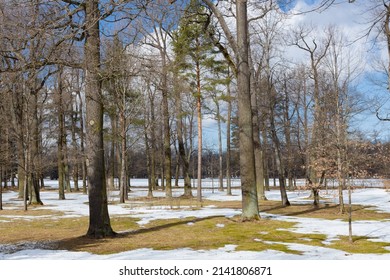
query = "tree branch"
(202, 0, 238, 58)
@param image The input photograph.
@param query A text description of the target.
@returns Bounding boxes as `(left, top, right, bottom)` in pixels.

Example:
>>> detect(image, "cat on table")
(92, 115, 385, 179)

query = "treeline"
(1, 0, 390, 235)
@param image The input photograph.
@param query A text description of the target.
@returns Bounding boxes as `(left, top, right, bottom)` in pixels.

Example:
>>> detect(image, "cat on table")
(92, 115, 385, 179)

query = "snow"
(1, 179, 390, 260)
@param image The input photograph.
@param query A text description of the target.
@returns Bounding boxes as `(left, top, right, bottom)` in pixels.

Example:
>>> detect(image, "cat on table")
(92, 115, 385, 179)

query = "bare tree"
(202, 0, 260, 220)
(140, 1, 182, 198)
(290, 24, 332, 206)
(80, 0, 115, 237)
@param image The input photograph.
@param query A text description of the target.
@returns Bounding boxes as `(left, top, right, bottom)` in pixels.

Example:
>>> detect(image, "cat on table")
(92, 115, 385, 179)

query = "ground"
(1, 178, 390, 260)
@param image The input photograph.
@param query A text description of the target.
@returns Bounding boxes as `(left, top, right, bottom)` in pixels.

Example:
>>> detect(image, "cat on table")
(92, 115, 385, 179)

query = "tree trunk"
(77, 89, 88, 194)
(196, 60, 202, 202)
(160, 120, 165, 192)
(249, 45, 266, 201)
(29, 88, 43, 205)
(212, 101, 222, 192)
(226, 77, 232, 196)
(283, 85, 294, 191)
(270, 112, 290, 206)
(348, 175, 353, 243)
(107, 115, 116, 191)
(261, 127, 270, 191)
(145, 129, 153, 199)
(175, 77, 192, 197)
(17, 135, 26, 199)
(251, 92, 266, 201)
(64, 137, 71, 193)
(161, 51, 172, 198)
(71, 107, 80, 192)
(149, 87, 158, 192)
(84, 0, 115, 238)
(119, 99, 127, 203)
(57, 69, 66, 200)
(337, 148, 345, 213)
(0, 167, 2, 210)
(236, 0, 259, 220)
(174, 153, 180, 187)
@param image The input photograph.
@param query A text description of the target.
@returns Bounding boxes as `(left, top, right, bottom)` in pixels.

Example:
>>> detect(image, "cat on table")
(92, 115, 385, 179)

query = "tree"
(102, 36, 144, 203)
(173, 0, 228, 201)
(202, 0, 259, 220)
(173, 63, 193, 197)
(56, 68, 67, 200)
(82, 0, 115, 238)
(290, 24, 332, 206)
(56, 0, 144, 237)
(141, 0, 180, 198)
(225, 68, 234, 196)
(250, 8, 287, 200)
(235, 0, 259, 219)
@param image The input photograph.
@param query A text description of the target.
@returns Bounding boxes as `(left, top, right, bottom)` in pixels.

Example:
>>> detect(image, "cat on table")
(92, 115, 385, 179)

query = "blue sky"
(201, 0, 390, 150)
(282, 0, 390, 140)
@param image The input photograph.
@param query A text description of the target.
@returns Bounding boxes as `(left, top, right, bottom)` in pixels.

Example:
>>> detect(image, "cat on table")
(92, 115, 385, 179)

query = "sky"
(287, 0, 390, 139)
(201, 0, 390, 148)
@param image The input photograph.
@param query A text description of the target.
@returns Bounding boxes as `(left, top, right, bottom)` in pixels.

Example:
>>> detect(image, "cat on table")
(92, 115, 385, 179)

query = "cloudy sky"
(288, 0, 390, 138)
(202, 0, 390, 146)
(274, 0, 390, 139)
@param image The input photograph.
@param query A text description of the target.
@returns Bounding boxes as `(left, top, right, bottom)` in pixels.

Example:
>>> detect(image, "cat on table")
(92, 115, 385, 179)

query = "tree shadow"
(261, 203, 340, 217)
(260, 204, 290, 213)
(285, 204, 339, 217)
(57, 215, 224, 252)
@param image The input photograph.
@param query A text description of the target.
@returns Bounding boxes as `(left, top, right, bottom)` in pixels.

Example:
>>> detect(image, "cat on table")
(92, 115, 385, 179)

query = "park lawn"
(1, 197, 390, 256)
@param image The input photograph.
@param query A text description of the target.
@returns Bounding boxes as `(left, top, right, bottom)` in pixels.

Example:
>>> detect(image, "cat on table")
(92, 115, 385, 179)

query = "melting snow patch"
(221, 245, 237, 252)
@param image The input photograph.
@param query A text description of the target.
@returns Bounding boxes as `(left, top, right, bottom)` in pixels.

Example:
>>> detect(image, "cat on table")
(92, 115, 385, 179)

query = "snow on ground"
(4, 245, 390, 260)
(1, 179, 390, 259)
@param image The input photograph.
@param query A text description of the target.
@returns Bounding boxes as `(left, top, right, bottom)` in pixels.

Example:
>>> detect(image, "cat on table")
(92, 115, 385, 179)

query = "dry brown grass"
(257, 200, 390, 221)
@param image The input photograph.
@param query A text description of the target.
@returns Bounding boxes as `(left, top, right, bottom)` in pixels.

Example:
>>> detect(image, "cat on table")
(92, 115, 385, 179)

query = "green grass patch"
(329, 236, 390, 254)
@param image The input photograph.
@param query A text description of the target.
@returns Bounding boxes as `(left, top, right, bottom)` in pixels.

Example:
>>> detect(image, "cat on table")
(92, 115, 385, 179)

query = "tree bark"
(175, 76, 192, 197)
(236, 0, 259, 220)
(0, 167, 2, 210)
(196, 60, 202, 202)
(216, 101, 224, 192)
(57, 69, 66, 200)
(270, 107, 290, 206)
(226, 78, 232, 196)
(71, 105, 80, 192)
(84, 0, 115, 238)
(161, 50, 172, 198)
(261, 125, 270, 191)
(251, 89, 266, 201)
(77, 90, 88, 195)
(148, 86, 158, 192)
(119, 95, 127, 203)
(16, 109, 26, 199)
(29, 86, 43, 205)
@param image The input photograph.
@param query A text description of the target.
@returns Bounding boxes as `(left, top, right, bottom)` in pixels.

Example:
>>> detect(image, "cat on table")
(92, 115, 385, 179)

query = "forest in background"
(2, 0, 390, 237)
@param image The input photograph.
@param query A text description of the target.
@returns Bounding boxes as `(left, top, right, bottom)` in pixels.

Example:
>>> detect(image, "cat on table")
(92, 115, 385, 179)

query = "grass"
(56, 216, 311, 255)
(257, 200, 390, 221)
(1, 193, 390, 256)
(329, 236, 390, 254)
